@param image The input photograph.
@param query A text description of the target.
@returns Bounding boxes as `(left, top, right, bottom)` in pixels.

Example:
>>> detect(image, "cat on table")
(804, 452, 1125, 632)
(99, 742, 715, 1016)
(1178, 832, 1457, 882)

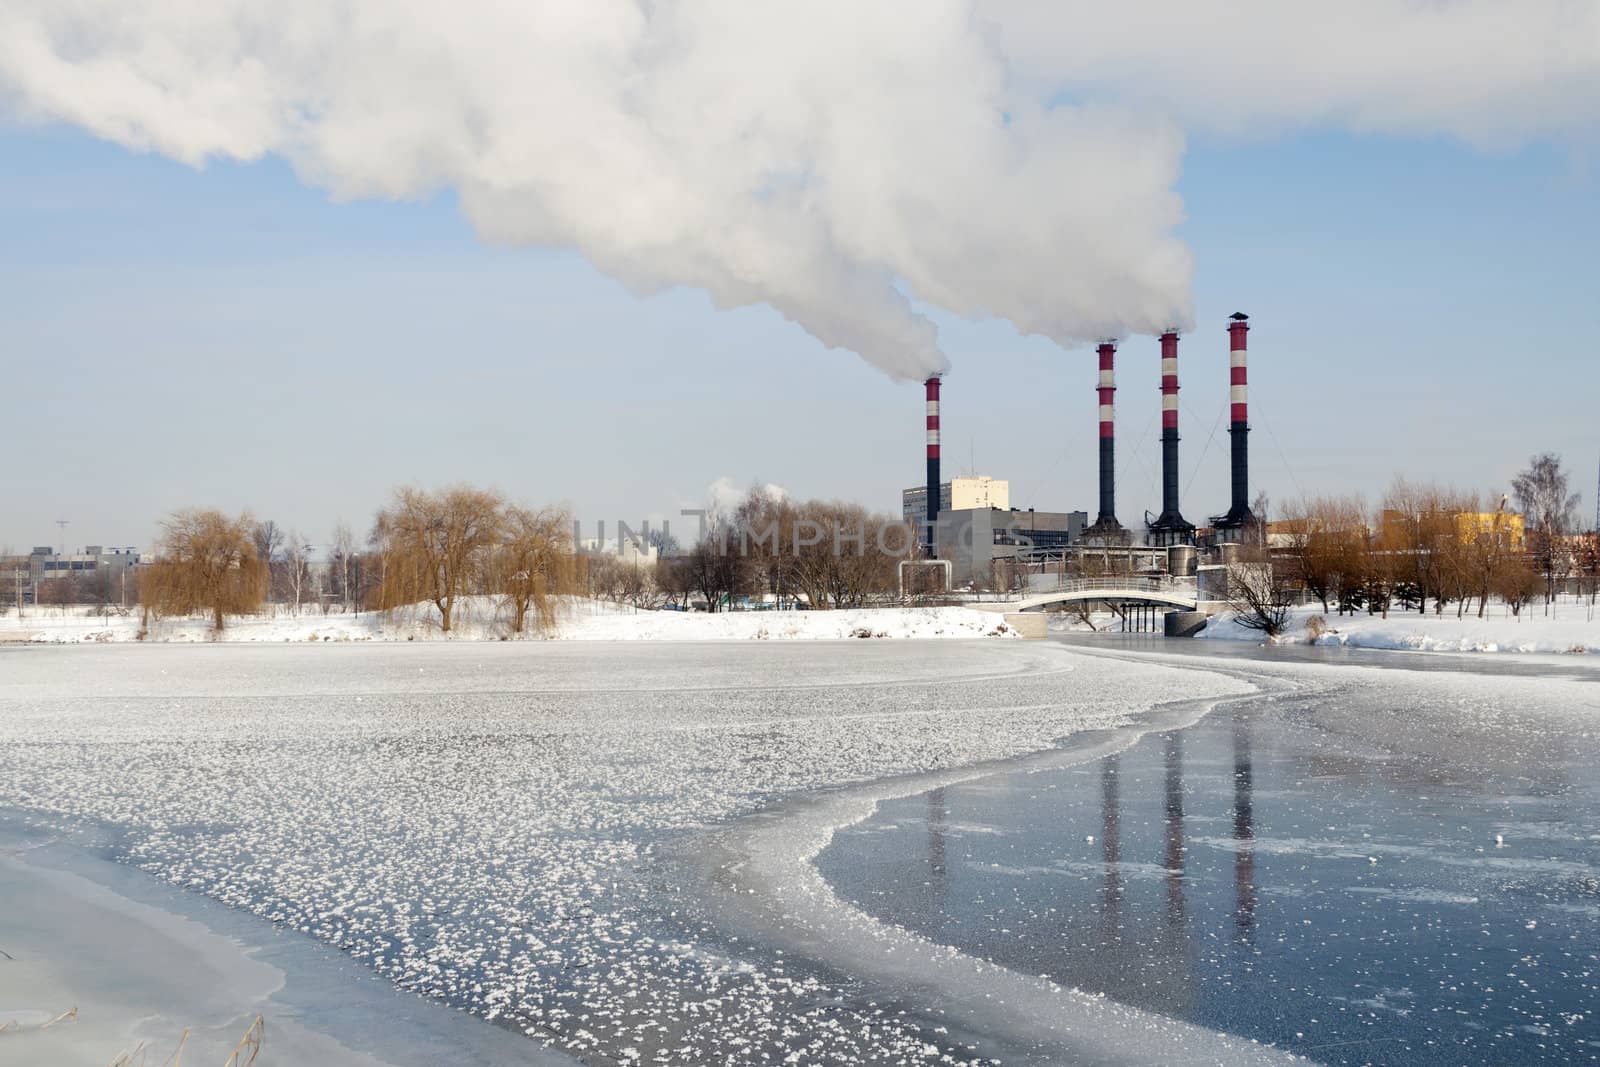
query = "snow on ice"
(0, 641, 1257, 1063)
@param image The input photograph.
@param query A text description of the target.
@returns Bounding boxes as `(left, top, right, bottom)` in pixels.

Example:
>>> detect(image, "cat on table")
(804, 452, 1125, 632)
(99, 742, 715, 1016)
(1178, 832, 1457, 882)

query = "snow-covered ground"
(0, 641, 1254, 1064)
(0, 599, 1017, 643)
(1201, 599, 1600, 655)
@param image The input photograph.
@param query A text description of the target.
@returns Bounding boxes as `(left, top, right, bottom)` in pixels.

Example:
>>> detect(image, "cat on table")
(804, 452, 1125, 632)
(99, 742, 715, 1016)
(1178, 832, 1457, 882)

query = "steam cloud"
(981, 1, 1600, 147)
(2, 2, 1591, 378)
(0, 0, 1194, 379)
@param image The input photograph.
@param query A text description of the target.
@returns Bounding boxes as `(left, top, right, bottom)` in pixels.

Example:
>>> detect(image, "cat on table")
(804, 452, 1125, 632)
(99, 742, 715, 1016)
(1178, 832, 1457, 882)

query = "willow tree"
(492, 505, 573, 635)
(372, 485, 504, 632)
(142, 509, 267, 632)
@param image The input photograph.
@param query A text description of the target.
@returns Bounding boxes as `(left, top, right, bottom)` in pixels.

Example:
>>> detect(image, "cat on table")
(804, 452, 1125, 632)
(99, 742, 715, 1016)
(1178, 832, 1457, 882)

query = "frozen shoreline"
(706, 681, 1305, 1065)
(1198, 601, 1600, 655)
(0, 829, 569, 1067)
(0, 599, 1018, 643)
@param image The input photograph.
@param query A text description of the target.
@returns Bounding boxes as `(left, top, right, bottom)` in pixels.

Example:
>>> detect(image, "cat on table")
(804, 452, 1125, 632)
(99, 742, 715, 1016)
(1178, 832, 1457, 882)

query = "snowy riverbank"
(1200, 601, 1600, 655)
(0, 600, 1018, 643)
(0, 833, 567, 1067)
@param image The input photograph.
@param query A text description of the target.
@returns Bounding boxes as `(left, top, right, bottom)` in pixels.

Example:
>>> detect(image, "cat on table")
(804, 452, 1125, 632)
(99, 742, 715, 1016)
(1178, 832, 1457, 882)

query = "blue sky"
(2, 122, 1595, 549)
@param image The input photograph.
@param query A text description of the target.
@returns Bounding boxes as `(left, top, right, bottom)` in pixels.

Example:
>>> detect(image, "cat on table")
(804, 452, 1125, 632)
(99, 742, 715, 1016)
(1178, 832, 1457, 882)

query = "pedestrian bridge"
(972, 577, 1199, 614)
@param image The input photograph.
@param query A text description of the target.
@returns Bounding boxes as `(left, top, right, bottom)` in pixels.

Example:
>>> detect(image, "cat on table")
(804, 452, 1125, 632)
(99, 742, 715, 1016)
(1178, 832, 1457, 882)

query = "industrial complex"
(907, 314, 1258, 587)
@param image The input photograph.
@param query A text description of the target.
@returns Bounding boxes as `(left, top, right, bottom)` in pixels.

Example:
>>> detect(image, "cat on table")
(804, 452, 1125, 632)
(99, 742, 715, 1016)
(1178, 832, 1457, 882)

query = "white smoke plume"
(0, 1, 1190, 379)
(979, 1, 1600, 148)
(2, 2, 1591, 379)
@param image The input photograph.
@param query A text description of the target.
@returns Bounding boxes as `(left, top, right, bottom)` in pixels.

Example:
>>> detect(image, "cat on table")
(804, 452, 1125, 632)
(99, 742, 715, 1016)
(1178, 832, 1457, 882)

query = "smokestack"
(1098, 341, 1116, 523)
(1218, 313, 1254, 535)
(925, 375, 941, 556)
(1149, 330, 1195, 546)
(1084, 341, 1127, 543)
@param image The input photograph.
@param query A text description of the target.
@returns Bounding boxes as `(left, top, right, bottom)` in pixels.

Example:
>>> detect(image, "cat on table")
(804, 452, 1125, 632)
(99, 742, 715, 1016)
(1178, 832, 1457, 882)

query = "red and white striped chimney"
(924, 375, 941, 556)
(1222, 313, 1253, 531)
(1229, 318, 1249, 425)
(1095, 341, 1118, 527)
(1161, 331, 1180, 434)
(1150, 329, 1193, 544)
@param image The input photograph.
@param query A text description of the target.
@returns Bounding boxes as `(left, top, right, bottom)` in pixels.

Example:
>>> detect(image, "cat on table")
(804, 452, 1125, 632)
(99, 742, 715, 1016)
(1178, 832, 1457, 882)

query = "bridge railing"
(1019, 575, 1197, 597)
(939, 575, 1199, 605)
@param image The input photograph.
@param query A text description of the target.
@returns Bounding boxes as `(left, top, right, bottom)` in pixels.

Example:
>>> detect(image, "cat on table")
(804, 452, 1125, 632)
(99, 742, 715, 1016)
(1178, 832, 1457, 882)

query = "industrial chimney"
(1149, 330, 1195, 546)
(1216, 313, 1255, 538)
(924, 375, 941, 557)
(1085, 341, 1128, 544)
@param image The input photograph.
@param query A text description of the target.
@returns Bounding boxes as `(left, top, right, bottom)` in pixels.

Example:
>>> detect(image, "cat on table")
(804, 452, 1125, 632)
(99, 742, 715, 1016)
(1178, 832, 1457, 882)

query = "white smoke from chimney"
(0, 0, 1193, 379)
(978, 1, 1600, 147)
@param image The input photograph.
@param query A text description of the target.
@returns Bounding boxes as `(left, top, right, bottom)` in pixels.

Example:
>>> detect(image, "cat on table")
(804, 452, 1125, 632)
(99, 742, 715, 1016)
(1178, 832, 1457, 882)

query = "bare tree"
(331, 521, 356, 612)
(371, 485, 504, 632)
(1226, 555, 1295, 638)
(1576, 532, 1600, 611)
(683, 529, 747, 611)
(1494, 557, 1543, 618)
(1512, 453, 1580, 605)
(618, 561, 661, 610)
(82, 569, 116, 622)
(284, 532, 312, 615)
(583, 553, 627, 604)
(4, 547, 24, 618)
(251, 519, 283, 563)
(736, 490, 796, 606)
(1280, 495, 1367, 614)
(732, 495, 901, 610)
(654, 555, 695, 611)
(40, 576, 78, 614)
(1378, 478, 1463, 615)
(251, 520, 284, 606)
(1068, 599, 1099, 631)
(1244, 489, 1271, 547)
(647, 527, 681, 557)
(142, 509, 268, 632)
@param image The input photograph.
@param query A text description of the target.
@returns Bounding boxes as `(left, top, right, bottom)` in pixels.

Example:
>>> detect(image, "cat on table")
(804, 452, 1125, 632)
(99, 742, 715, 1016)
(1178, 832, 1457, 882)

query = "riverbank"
(0, 831, 566, 1067)
(0, 599, 1017, 643)
(1199, 600, 1599, 655)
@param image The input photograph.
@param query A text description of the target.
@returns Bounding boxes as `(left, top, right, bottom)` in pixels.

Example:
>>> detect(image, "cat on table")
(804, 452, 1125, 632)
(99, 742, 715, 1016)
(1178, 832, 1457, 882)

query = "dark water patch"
(819, 682, 1600, 1065)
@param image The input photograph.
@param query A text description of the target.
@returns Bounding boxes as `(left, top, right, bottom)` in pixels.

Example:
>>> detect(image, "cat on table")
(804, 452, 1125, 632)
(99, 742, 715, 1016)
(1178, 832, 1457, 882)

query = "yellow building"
(948, 475, 1009, 512)
(902, 475, 1010, 526)
(1453, 511, 1525, 550)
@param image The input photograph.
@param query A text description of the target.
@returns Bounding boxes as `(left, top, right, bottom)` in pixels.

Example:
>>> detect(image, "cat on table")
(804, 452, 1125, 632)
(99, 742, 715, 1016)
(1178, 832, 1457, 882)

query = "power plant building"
(932, 507, 1087, 586)
(904, 311, 1263, 585)
(902, 476, 1090, 585)
(901, 475, 1010, 529)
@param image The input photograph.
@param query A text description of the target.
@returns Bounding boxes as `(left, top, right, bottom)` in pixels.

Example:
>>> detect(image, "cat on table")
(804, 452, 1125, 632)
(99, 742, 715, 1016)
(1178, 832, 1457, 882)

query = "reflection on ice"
(1233, 709, 1257, 941)
(819, 654, 1600, 1066)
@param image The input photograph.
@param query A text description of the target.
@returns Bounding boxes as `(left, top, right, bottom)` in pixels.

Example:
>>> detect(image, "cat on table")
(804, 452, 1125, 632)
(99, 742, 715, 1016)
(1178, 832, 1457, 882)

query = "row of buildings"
(2, 546, 144, 605)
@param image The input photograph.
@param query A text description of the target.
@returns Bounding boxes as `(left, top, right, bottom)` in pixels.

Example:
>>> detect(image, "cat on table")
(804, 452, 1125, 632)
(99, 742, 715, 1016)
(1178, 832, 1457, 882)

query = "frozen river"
(822, 641, 1600, 1064)
(1, 639, 1597, 1064)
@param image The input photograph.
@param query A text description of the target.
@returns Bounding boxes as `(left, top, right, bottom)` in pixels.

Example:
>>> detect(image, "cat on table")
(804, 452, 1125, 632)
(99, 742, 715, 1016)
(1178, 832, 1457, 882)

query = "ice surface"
(0, 641, 1252, 1063)
(817, 645, 1600, 1065)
